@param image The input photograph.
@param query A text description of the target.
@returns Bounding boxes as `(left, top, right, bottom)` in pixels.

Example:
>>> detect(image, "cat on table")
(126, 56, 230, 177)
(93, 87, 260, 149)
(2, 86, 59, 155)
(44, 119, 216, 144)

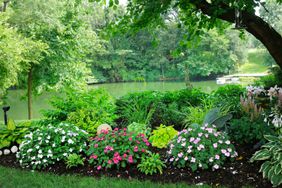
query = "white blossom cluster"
(17, 122, 88, 169)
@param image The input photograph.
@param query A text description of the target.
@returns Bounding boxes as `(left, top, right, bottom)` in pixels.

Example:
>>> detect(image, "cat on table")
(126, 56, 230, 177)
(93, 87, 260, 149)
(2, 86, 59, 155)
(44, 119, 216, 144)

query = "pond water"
(1, 81, 219, 120)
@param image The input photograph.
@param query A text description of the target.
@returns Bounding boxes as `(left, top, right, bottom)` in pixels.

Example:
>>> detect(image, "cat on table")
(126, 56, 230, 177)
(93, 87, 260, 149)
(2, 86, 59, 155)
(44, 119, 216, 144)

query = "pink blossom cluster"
(87, 128, 150, 171)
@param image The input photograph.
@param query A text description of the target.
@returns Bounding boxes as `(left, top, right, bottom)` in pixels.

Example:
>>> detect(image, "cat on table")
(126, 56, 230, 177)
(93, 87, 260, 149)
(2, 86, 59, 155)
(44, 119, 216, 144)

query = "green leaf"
(7, 119, 16, 131)
(264, 135, 280, 143)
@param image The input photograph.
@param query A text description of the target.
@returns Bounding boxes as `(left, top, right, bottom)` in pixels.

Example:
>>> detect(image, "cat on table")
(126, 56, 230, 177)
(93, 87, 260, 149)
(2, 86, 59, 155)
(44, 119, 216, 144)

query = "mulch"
(0, 144, 272, 188)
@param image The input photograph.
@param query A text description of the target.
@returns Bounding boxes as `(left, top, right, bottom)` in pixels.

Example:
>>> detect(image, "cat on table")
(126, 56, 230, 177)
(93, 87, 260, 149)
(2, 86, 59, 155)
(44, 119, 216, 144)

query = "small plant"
(149, 125, 178, 149)
(229, 116, 275, 144)
(66, 154, 84, 168)
(127, 122, 151, 137)
(167, 124, 237, 171)
(250, 135, 282, 187)
(17, 122, 88, 169)
(240, 96, 263, 121)
(137, 153, 166, 175)
(87, 128, 150, 170)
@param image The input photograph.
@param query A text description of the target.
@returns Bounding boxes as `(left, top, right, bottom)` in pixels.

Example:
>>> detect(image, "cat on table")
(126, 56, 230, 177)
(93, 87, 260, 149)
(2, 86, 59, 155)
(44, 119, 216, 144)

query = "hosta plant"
(137, 152, 166, 175)
(87, 128, 150, 170)
(149, 124, 178, 149)
(167, 124, 237, 171)
(17, 123, 88, 169)
(250, 135, 282, 187)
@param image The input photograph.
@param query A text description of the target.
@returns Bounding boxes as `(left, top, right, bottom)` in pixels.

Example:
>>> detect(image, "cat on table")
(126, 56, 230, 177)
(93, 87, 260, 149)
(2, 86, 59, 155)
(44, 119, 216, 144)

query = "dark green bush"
(116, 89, 207, 129)
(211, 84, 245, 115)
(228, 116, 275, 144)
(43, 88, 116, 134)
(254, 67, 282, 88)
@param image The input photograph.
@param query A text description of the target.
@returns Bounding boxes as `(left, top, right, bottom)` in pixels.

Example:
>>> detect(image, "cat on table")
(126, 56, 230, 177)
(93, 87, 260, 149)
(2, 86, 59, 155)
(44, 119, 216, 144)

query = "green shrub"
(0, 119, 37, 149)
(229, 117, 275, 144)
(116, 91, 160, 126)
(211, 85, 245, 115)
(149, 125, 178, 149)
(127, 122, 151, 137)
(86, 128, 150, 170)
(17, 122, 89, 169)
(152, 89, 207, 128)
(250, 135, 282, 187)
(167, 124, 237, 171)
(137, 153, 166, 175)
(65, 154, 84, 169)
(43, 88, 116, 134)
(254, 67, 282, 88)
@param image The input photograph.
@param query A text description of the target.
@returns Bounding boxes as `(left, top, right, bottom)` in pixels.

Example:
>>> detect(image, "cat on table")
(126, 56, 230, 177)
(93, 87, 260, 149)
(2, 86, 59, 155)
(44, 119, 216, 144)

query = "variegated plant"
(250, 135, 282, 187)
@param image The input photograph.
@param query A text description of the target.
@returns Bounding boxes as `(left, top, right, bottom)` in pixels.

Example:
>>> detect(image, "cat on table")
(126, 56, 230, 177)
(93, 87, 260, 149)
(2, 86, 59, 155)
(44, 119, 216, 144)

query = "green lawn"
(0, 166, 212, 188)
(238, 49, 272, 74)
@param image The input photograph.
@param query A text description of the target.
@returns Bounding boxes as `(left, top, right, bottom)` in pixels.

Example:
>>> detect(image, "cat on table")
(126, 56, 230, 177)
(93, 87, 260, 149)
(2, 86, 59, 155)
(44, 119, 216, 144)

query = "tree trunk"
(27, 68, 33, 120)
(193, 1, 282, 69)
(184, 63, 193, 89)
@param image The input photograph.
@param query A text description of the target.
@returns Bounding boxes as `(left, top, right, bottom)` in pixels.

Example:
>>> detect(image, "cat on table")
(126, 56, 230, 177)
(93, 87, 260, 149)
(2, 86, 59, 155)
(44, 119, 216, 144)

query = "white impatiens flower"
(47, 135, 51, 140)
(61, 136, 66, 142)
(48, 149, 52, 154)
(4, 149, 10, 155)
(38, 137, 42, 141)
(38, 150, 42, 154)
(11, 146, 18, 153)
(35, 145, 40, 149)
(38, 154, 43, 158)
(67, 139, 74, 144)
(69, 148, 73, 152)
(63, 153, 68, 157)
(52, 143, 56, 147)
(27, 149, 33, 153)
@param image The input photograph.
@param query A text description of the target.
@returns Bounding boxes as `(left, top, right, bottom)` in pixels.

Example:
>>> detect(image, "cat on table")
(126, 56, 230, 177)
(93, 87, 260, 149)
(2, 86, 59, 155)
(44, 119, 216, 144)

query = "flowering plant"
(167, 124, 237, 171)
(86, 128, 150, 170)
(246, 85, 282, 128)
(17, 123, 88, 169)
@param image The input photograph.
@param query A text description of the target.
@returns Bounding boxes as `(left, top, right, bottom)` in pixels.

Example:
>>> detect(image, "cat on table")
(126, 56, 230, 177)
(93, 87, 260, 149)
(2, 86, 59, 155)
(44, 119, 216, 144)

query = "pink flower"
(184, 156, 188, 161)
(145, 142, 150, 146)
(136, 140, 140, 144)
(198, 133, 203, 137)
(221, 149, 227, 154)
(225, 140, 231, 145)
(189, 137, 195, 142)
(193, 138, 201, 144)
(128, 155, 134, 163)
(213, 143, 218, 148)
(215, 155, 220, 160)
(134, 146, 138, 152)
(181, 142, 186, 147)
(94, 144, 98, 148)
(97, 166, 102, 170)
(224, 152, 230, 157)
(90, 155, 98, 159)
(108, 160, 113, 164)
(113, 158, 119, 164)
(178, 152, 183, 158)
(170, 158, 174, 162)
(114, 128, 119, 131)
(191, 157, 196, 163)
(129, 137, 133, 141)
(123, 153, 127, 158)
(141, 149, 146, 153)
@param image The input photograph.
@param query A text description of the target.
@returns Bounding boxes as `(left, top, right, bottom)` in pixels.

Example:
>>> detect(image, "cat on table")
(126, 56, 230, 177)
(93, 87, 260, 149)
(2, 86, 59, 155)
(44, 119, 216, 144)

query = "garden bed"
(0, 144, 272, 188)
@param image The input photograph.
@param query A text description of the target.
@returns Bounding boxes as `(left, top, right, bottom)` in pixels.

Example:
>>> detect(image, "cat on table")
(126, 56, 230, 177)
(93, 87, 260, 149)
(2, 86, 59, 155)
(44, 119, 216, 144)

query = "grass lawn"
(238, 49, 272, 74)
(0, 166, 213, 188)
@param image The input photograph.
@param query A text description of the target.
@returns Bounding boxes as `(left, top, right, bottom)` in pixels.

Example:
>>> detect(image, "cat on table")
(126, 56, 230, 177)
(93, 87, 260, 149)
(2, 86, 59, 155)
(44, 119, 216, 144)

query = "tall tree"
(7, 0, 101, 119)
(97, 0, 282, 69)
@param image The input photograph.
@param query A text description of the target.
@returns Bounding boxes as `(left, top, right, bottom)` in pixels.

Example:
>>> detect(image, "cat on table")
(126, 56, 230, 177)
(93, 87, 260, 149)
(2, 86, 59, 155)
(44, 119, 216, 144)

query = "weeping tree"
(94, 0, 282, 70)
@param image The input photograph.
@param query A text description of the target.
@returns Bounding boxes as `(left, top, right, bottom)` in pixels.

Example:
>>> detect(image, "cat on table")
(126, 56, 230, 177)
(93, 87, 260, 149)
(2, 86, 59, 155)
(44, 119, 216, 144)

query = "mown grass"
(0, 166, 213, 188)
(238, 49, 271, 74)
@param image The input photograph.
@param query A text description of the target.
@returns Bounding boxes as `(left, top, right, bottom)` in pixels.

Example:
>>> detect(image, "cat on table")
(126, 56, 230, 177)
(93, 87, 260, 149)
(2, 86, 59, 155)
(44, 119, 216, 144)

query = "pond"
(1, 81, 219, 120)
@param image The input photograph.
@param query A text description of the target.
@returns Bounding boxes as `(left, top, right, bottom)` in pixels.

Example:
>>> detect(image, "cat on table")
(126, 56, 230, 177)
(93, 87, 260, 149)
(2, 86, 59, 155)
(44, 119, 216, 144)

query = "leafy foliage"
(87, 128, 150, 170)
(250, 135, 282, 187)
(211, 85, 245, 114)
(65, 154, 84, 169)
(43, 88, 116, 134)
(0, 119, 36, 149)
(137, 153, 166, 175)
(167, 124, 237, 172)
(229, 117, 275, 144)
(254, 67, 282, 88)
(149, 125, 178, 149)
(17, 123, 88, 169)
(127, 122, 151, 137)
